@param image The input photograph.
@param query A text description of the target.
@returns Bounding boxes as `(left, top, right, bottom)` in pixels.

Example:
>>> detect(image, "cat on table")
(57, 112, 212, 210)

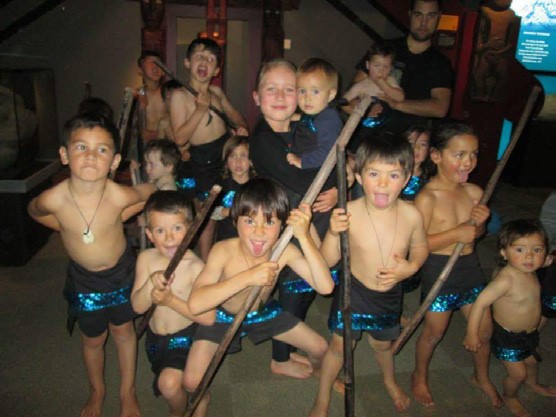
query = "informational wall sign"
(512, 0, 556, 71)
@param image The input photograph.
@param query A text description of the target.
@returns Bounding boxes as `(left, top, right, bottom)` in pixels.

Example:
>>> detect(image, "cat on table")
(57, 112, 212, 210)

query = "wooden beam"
(324, 0, 383, 43)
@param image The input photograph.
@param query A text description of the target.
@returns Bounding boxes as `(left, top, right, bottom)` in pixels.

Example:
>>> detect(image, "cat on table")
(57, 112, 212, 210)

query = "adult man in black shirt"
(351, 0, 453, 135)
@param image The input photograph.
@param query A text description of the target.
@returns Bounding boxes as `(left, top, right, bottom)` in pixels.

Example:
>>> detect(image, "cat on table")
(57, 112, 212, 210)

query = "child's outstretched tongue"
(252, 241, 265, 256)
(374, 193, 389, 208)
(167, 247, 177, 259)
(458, 171, 469, 183)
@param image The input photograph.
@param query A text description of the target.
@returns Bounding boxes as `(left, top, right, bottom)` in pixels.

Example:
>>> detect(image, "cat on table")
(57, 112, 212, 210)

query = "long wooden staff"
(183, 95, 373, 417)
(152, 59, 238, 131)
(136, 185, 222, 339)
(336, 144, 355, 417)
(391, 85, 541, 355)
(117, 87, 135, 155)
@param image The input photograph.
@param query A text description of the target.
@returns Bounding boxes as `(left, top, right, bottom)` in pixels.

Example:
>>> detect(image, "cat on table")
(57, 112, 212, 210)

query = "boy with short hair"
(169, 37, 248, 260)
(464, 219, 555, 417)
(183, 178, 335, 416)
(131, 191, 213, 417)
(286, 58, 343, 169)
(143, 139, 181, 191)
(137, 50, 167, 143)
(309, 133, 429, 416)
(28, 114, 155, 417)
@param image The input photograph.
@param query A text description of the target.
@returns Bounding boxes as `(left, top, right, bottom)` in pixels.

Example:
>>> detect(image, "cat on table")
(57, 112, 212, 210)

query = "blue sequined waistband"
(329, 310, 399, 332)
(491, 345, 530, 362)
(147, 336, 193, 359)
(67, 286, 132, 312)
(281, 269, 340, 294)
(428, 284, 485, 312)
(176, 178, 196, 190)
(216, 299, 281, 325)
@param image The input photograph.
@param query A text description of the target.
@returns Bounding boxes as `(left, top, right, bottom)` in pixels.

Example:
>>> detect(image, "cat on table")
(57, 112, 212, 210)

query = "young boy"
(310, 133, 429, 416)
(183, 178, 335, 416)
(343, 42, 405, 115)
(169, 37, 249, 260)
(131, 191, 213, 417)
(27, 114, 155, 417)
(286, 58, 343, 170)
(464, 219, 555, 417)
(143, 139, 181, 191)
(137, 50, 167, 143)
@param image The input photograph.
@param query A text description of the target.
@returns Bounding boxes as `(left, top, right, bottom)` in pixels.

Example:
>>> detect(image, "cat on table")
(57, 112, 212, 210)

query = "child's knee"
(370, 339, 392, 354)
(109, 321, 135, 343)
(183, 370, 202, 393)
(421, 326, 445, 346)
(158, 370, 184, 398)
(82, 331, 108, 348)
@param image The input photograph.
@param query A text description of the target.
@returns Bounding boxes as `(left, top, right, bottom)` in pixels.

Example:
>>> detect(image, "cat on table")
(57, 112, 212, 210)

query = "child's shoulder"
(462, 182, 484, 199)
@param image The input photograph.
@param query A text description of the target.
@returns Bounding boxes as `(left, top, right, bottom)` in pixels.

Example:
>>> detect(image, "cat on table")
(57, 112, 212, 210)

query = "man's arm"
(386, 87, 451, 118)
(170, 89, 209, 147)
(211, 86, 249, 134)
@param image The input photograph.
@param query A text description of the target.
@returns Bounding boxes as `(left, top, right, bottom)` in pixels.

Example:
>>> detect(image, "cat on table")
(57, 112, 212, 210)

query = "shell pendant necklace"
(364, 200, 398, 281)
(68, 181, 106, 245)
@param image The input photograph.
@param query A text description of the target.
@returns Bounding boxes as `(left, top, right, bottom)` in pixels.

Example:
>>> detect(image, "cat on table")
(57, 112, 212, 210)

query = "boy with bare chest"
(465, 220, 555, 417)
(183, 178, 334, 416)
(28, 114, 155, 417)
(131, 191, 212, 417)
(137, 51, 167, 143)
(310, 133, 429, 416)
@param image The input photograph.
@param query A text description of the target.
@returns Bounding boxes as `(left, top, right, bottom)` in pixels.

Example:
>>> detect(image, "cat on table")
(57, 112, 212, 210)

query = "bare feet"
(308, 401, 329, 417)
(411, 372, 434, 407)
(80, 389, 104, 417)
(271, 358, 313, 379)
(504, 396, 531, 417)
(385, 381, 411, 412)
(290, 352, 312, 367)
(470, 374, 503, 408)
(120, 391, 141, 417)
(525, 382, 556, 397)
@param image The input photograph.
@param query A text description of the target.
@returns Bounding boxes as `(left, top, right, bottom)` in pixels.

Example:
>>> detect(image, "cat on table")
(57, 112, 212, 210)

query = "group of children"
(27, 36, 555, 417)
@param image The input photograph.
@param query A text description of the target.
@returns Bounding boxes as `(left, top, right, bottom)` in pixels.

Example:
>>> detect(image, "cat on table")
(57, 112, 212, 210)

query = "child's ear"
(403, 173, 411, 188)
(365, 61, 370, 71)
(110, 153, 122, 173)
(145, 227, 154, 243)
(430, 148, 441, 164)
(59, 146, 69, 165)
(328, 88, 337, 103)
(252, 90, 260, 106)
(183, 58, 191, 70)
(213, 66, 220, 77)
(499, 248, 507, 261)
(355, 172, 362, 186)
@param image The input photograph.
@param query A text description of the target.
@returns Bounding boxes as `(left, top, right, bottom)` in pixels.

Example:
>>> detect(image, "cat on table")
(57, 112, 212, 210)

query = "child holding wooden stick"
(27, 114, 155, 417)
(310, 133, 429, 415)
(464, 219, 555, 417)
(411, 121, 502, 408)
(131, 191, 212, 417)
(184, 178, 334, 417)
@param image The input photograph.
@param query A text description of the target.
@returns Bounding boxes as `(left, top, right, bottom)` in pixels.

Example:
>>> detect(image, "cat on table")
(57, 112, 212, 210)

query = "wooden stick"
(183, 95, 373, 417)
(337, 144, 355, 417)
(391, 85, 541, 355)
(136, 185, 222, 339)
(152, 59, 238, 131)
(117, 87, 135, 155)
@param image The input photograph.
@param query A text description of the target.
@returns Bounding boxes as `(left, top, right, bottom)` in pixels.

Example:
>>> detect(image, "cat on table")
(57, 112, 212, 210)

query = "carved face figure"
(141, 0, 165, 30)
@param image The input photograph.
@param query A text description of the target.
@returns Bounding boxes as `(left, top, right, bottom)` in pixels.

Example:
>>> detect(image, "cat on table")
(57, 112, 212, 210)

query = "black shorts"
(328, 274, 401, 341)
(195, 300, 300, 354)
(145, 324, 197, 396)
(64, 244, 137, 338)
(491, 320, 541, 362)
(189, 133, 230, 195)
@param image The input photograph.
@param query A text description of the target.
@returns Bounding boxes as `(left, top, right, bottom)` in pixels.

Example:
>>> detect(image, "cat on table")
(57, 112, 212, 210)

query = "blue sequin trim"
(216, 299, 281, 325)
(300, 114, 317, 133)
(281, 269, 340, 294)
(542, 294, 556, 311)
(328, 310, 399, 332)
(361, 116, 383, 128)
(491, 345, 529, 362)
(222, 190, 236, 209)
(402, 175, 425, 198)
(168, 336, 193, 350)
(68, 286, 132, 312)
(176, 178, 196, 190)
(428, 285, 485, 312)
